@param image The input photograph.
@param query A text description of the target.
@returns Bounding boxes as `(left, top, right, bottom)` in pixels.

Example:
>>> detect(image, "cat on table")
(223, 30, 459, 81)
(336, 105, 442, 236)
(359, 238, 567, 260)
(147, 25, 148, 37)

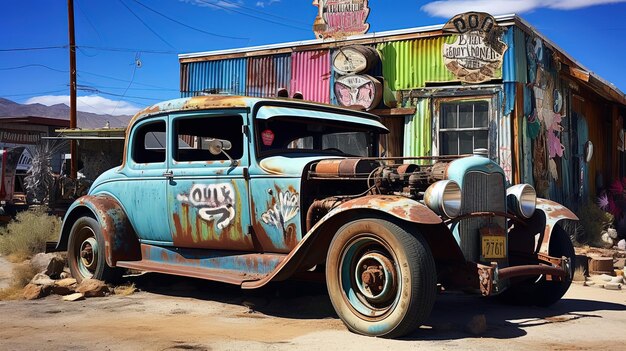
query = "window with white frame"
(439, 100, 489, 155)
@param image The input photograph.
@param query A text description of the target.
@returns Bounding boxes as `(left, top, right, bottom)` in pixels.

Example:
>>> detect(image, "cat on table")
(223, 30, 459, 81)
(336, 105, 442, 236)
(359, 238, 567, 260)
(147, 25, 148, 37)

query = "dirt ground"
(0, 261, 625, 351)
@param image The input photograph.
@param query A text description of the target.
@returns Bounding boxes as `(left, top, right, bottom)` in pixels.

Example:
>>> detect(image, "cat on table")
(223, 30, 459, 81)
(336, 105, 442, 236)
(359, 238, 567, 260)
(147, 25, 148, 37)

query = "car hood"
(258, 155, 342, 176)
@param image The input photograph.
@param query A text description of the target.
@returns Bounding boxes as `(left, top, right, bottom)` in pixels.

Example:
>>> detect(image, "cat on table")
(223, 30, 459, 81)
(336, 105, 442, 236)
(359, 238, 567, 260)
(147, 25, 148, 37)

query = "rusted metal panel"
(60, 195, 141, 267)
(290, 50, 331, 104)
(116, 244, 285, 285)
(536, 197, 578, 254)
(246, 54, 291, 98)
(502, 26, 526, 83)
(181, 58, 247, 96)
(324, 195, 442, 225)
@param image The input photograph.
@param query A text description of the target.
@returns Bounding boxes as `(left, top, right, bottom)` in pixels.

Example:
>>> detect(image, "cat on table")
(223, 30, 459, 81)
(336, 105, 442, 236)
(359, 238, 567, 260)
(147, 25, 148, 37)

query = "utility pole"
(68, 0, 78, 179)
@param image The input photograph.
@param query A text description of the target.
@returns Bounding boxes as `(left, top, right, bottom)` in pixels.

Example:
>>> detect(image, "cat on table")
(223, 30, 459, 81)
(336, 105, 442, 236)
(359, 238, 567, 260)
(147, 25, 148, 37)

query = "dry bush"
(0, 262, 38, 301)
(113, 283, 137, 296)
(0, 207, 62, 261)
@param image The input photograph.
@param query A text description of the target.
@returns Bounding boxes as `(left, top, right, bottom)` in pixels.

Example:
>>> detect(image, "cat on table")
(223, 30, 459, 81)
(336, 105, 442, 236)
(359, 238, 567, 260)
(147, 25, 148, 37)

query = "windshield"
(255, 116, 379, 158)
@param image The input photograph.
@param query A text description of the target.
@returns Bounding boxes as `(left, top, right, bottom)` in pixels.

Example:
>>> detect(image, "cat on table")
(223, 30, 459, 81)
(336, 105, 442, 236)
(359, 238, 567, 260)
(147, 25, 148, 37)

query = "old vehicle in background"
(50, 96, 577, 338)
(0, 146, 30, 220)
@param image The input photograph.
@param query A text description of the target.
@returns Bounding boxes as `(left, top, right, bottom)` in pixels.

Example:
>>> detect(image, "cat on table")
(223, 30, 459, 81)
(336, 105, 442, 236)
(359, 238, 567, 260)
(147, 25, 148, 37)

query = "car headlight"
(424, 180, 461, 218)
(506, 184, 536, 219)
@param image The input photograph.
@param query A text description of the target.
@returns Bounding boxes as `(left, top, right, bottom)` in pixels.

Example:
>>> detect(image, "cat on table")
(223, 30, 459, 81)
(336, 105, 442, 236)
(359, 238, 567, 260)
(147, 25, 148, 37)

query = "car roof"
(129, 95, 384, 127)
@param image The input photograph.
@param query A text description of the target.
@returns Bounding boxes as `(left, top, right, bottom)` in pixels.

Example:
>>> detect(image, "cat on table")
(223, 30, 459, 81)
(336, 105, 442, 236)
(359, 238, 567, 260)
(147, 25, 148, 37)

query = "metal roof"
(179, 14, 517, 59)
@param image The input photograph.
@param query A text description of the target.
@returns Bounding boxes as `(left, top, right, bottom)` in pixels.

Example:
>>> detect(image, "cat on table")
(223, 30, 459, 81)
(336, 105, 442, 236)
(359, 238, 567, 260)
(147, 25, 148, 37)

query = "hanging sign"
(334, 74, 382, 111)
(442, 12, 508, 84)
(313, 0, 370, 39)
(332, 45, 379, 75)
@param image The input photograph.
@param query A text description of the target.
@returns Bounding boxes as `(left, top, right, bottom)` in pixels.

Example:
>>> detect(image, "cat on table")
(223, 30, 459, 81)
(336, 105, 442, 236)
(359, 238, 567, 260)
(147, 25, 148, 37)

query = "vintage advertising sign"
(313, 0, 370, 39)
(442, 12, 508, 84)
(334, 74, 382, 111)
(332, 45, 379, 75)
(0, 129, 44, 144)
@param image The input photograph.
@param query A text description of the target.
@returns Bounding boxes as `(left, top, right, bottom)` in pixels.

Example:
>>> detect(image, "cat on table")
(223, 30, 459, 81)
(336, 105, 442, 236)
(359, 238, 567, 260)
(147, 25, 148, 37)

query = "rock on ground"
(75, 279, 110, 297)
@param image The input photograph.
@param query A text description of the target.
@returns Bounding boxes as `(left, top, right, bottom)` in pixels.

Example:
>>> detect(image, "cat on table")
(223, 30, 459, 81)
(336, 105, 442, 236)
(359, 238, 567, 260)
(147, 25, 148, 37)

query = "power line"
(118, 0, 176, 49)
(79, 45, 177, 54)
(194, 0, 309, 32)
(0, 89, 68, 98)
(79, 70, 172, 89)
(75, 0, 103, 46)
(0, 64, 67, 73)
(131, 0, 249, 40)
(113, 54, 140, 115)
(77, 80, 178, 92)
(0, 45, 67, 52)
(219, 0, 309, 26)
(0, 63, 172, 90)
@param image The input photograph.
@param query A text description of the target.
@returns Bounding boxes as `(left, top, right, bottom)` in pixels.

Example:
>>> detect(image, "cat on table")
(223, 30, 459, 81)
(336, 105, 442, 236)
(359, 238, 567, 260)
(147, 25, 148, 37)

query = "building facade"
(177, 14, 626, 211)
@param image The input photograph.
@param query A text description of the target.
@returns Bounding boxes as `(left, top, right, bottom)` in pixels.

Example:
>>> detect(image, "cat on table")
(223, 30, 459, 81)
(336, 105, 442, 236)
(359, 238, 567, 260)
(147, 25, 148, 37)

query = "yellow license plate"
(481, 236, 506, 259)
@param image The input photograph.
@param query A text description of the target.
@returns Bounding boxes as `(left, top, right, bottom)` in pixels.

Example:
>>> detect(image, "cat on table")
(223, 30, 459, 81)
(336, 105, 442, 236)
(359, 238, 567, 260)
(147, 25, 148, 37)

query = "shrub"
(0, 207, 61, 261)
(577, 201, 614, 246)
(0, 262, 38, 301)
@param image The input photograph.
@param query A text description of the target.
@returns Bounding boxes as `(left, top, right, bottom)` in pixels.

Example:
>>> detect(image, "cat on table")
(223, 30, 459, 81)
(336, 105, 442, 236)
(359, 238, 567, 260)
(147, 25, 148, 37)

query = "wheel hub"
(355, 252, 396, 303)
(79, 237, 98, 270)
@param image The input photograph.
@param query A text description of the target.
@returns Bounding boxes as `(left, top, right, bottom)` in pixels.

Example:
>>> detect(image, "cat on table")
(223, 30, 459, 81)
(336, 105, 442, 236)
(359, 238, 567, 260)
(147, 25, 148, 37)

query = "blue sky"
(1, 0, 625, 116)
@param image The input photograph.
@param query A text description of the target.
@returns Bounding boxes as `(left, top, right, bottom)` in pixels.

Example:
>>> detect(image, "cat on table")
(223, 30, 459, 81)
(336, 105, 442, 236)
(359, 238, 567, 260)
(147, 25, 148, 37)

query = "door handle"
(162, 170, 174, 179)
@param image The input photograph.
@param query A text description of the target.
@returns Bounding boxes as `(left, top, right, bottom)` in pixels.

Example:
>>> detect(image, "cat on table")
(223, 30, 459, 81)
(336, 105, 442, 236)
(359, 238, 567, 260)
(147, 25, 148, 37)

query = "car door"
(166, 110, 255, 251)
(118, 117, 172, 244)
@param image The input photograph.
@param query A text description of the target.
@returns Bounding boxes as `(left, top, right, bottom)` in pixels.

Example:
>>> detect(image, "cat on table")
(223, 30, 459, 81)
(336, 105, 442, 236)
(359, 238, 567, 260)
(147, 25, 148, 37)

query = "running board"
(116, 243, 286, 286)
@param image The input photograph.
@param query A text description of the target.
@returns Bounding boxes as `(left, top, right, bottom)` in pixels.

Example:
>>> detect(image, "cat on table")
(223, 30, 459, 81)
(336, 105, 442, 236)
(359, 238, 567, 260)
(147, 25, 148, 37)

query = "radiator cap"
(473, 148, 488, 157)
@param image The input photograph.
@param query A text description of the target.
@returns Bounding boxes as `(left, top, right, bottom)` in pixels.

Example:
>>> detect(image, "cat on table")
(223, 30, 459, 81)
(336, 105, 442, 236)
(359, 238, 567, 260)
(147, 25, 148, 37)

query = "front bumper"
(477, 253, 572, 296)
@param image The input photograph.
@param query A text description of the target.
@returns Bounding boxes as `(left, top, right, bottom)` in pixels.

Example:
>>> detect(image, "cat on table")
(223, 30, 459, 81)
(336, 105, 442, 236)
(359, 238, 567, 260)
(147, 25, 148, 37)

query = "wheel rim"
(75, 227, 99, 279)
(338, 235, 400, 320)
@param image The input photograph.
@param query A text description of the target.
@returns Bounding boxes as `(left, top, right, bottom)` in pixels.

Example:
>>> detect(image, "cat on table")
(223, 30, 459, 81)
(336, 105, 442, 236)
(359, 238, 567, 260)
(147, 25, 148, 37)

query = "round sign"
(332, 46, 379, 75)
(334, 74, 382, 111)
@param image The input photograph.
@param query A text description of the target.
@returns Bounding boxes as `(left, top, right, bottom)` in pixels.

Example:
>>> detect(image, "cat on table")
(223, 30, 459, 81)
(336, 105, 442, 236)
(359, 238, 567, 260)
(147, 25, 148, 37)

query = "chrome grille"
(459, 171, 506, 261)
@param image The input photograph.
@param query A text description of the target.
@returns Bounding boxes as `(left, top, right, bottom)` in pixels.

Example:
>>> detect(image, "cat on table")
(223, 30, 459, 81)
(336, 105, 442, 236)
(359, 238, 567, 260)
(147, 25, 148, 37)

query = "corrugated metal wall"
(377, 37, 456, 91)
(291, 50, 331, 104)
(180, 58, 247, 97)
(246, 54, 291, 97)
(403, 98, 431, 163)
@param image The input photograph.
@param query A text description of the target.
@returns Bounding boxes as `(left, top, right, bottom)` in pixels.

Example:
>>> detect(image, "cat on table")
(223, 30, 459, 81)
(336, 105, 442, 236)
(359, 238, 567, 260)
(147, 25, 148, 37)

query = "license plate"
(481, 236, 506, 259)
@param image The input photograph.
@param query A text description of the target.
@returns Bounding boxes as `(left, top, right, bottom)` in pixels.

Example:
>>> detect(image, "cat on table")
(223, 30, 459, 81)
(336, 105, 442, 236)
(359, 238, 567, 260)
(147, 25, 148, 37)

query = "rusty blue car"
(53, 95, 577, 337)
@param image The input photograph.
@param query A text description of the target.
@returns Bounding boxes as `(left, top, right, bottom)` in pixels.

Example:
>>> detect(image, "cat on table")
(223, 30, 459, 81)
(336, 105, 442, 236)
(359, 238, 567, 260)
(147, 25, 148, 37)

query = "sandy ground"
(0, 264, 625, 351)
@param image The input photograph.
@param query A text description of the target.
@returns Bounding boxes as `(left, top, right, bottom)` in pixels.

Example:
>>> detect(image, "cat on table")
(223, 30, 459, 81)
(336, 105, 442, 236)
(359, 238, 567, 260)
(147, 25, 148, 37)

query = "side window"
(439, 100, 489, 155)
(132, 121, 166, 164)
(174, 115, 244, 162)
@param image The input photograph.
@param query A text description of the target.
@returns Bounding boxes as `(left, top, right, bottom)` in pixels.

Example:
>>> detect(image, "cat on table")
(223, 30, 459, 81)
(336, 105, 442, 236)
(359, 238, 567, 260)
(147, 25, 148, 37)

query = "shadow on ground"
(125, 272, 626, 340)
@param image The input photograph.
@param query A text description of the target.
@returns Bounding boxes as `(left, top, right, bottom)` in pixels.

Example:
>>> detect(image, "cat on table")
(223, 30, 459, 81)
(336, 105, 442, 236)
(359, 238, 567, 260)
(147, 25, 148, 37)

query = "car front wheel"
(325, 218, 437, 338)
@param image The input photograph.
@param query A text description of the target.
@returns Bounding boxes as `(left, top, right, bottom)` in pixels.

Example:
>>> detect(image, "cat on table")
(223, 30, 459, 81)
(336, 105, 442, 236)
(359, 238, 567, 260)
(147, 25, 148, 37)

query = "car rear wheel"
(325, 218, 436, 338)
(68, 217, 120, 283)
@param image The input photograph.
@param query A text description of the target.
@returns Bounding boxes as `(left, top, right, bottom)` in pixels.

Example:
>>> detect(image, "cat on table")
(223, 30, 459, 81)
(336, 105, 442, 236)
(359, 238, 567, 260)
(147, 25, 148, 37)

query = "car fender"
(536, 198, 578, 253)
(56, 194, 141, 267)
(242, 195, 462, 289)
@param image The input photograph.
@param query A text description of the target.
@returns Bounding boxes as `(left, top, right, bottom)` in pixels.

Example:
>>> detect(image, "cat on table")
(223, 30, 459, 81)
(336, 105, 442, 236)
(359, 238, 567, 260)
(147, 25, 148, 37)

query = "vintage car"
(52, 95, 577, 338)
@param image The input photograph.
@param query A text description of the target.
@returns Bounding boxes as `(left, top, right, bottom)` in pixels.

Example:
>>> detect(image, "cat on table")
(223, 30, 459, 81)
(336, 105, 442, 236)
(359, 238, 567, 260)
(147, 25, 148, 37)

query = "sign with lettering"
(313, 0, 370, 39)
(442, 12, 508, 84)
(0, 129, 44, 145)
(334, 74, 382, 111)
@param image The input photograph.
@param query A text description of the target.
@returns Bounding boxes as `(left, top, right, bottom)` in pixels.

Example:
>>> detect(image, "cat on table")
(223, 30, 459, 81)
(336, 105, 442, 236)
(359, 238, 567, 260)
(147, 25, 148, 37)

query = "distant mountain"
(0, 98, 132, 129)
